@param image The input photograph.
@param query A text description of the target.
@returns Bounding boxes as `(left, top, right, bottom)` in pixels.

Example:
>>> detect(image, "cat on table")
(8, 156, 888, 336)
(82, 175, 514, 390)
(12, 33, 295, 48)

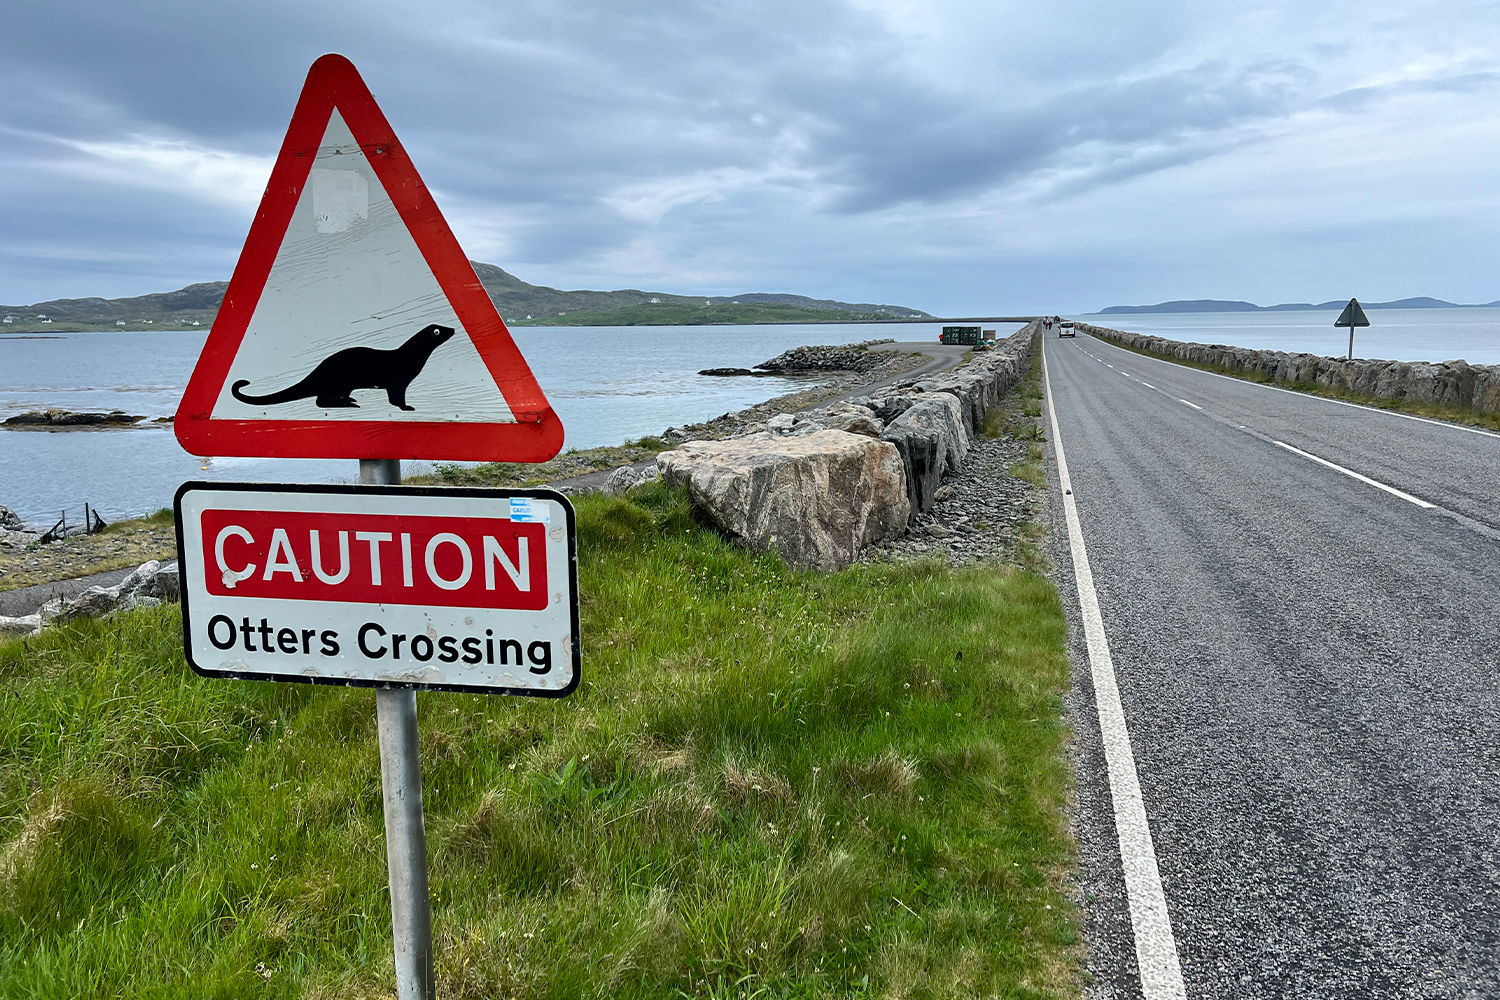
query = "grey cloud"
(1, 0, 1498, 310)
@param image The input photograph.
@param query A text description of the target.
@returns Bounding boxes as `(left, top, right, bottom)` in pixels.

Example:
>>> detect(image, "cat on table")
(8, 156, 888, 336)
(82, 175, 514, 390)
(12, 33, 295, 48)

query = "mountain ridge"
(0, 264, 931, 329)
(1097, 296, 1500, 315)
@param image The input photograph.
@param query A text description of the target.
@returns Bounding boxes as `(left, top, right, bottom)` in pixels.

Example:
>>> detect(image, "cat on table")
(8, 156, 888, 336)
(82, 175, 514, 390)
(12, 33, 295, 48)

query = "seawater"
(1075, 307, 1500, 366)
(0, 322, 982, 524)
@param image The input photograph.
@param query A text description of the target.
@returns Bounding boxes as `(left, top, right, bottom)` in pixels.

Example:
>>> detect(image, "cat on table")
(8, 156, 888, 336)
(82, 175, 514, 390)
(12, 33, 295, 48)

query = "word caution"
(200, 509, 547, 609)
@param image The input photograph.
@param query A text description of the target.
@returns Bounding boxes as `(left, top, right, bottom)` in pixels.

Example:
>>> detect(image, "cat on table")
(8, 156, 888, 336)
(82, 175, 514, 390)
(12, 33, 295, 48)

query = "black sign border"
(173, 480, 581, 698)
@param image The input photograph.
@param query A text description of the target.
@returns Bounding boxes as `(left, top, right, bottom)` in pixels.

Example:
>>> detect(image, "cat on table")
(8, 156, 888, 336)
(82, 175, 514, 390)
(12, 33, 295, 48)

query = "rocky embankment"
(752, 339, 898, 373)
(3, 409, 169, 428)
(698, 339, 899, 377)
(0, 558, 179, 636)
(647, 323, 1041, 570)
(1080, 322, 1500, 414)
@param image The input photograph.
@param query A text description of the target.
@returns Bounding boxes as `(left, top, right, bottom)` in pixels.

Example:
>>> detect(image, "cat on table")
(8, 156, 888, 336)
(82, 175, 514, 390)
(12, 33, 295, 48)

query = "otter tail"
(231, 378, 312, 406)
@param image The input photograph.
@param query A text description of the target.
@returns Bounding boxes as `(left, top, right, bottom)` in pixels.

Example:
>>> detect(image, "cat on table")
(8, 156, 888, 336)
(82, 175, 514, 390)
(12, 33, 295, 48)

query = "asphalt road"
(1046, 331, 1500, 999)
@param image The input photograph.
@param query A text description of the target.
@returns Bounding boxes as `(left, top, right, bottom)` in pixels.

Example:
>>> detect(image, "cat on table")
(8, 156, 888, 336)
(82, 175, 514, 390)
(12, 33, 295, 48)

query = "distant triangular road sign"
(1334, 298, 1370, 328)
(176, 54, 563, 462)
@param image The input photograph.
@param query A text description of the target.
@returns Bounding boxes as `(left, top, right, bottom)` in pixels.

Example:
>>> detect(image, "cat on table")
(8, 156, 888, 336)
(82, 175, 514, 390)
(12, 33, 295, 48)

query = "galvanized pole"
(1348, 326, 1354, 361)
(359, 458, 436, 1000)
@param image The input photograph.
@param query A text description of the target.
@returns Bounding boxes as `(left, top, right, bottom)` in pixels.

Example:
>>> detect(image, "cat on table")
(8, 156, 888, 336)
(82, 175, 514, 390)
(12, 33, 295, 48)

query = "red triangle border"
(175, 54, 564, 462)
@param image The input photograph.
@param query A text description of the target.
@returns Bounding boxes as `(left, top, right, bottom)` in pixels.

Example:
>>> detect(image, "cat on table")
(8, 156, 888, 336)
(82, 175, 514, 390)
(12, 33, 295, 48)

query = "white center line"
(1043, 343, 1187, 1000)
(1178, 398, 1202, 410)
(1272, 440, 1435, 508)
(1141, 381, 1156, 389)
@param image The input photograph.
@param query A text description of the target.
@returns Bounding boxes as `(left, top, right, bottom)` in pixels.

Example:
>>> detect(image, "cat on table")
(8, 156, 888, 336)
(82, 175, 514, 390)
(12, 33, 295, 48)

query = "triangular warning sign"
(1334, 298, 1370, 328)
(176, 54, 563, 462)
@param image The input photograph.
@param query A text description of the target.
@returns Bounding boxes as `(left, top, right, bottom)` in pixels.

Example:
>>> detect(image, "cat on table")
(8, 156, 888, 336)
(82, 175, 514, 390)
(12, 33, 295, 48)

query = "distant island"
(0, 264, 932, 333)
(1097, 296, 1500, 315)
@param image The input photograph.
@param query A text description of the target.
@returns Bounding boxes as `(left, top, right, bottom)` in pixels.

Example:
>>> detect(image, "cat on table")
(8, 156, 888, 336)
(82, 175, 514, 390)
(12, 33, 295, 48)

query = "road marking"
(1141, 381, 1156, 389)
(1080, 331, 1500, 441)
(1043, 343, 1187, 1000)
(1178, 398, 1202, 410)
(1272, 440, 1435, 508)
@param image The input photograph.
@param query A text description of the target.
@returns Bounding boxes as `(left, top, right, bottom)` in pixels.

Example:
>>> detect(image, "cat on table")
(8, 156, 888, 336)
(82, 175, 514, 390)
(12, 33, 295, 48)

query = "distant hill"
(516, 300, 919, 327)
(1097, 296, 1500, 315)
(0, 265, 931, 332)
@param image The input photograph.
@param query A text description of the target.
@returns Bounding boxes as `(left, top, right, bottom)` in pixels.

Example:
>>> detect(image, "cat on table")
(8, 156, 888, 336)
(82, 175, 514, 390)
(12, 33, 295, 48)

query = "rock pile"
(656, 322, 1041, 569)
(754, 339, 898, 373)
(0, 505, 40, 550)
(0, 559, 180, 637)
(1081, 322, 1500, 415)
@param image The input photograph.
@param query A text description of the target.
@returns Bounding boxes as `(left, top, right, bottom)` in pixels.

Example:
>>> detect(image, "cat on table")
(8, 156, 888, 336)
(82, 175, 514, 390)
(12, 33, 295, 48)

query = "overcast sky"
(3, 0, 1498, 314)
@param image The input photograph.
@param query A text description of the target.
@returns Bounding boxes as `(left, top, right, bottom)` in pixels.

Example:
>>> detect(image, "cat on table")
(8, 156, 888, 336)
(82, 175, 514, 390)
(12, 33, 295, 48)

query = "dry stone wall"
(1079, 322, 1500, 415)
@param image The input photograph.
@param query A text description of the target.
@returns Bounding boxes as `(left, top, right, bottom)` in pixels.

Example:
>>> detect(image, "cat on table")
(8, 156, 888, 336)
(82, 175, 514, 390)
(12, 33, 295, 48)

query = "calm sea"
(1076, 306, 1500, 366)
(0, 323, 992, 525)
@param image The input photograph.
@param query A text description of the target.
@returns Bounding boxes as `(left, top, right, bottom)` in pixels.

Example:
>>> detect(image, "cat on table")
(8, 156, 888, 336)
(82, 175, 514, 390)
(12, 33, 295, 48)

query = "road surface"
(1046, 330, 1500, 998)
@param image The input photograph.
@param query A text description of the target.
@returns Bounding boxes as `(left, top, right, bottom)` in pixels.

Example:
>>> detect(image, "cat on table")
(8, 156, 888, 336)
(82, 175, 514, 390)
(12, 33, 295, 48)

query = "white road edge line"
(1271, 440, 1435, 508)
(1043, 343, 1188, 1000)
(1082, 332, 1500, 441)
(1178, 398, 1202, 410)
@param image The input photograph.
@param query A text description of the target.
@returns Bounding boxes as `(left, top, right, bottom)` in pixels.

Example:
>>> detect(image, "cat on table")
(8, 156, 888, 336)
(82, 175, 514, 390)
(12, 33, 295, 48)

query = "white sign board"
(175, 482, 579, 696)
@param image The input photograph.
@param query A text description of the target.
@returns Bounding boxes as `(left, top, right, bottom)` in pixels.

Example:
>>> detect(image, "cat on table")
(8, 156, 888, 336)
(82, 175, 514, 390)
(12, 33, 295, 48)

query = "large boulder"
(880, 419, 944, 515)
(38, 559, 180, 624)
(657, 430, 910, 570)
(0, 613, 42, 638)
(878, 395, 969, 515)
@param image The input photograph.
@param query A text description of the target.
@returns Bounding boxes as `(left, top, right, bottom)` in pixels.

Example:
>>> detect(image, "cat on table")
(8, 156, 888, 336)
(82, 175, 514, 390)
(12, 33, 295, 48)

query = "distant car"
(1058, 322, 1076, 338)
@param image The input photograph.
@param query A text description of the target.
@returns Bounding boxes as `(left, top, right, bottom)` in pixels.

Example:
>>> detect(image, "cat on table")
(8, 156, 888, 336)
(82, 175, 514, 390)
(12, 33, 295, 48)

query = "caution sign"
(174, 54, 562, 462)
(175, 482, 579, 696)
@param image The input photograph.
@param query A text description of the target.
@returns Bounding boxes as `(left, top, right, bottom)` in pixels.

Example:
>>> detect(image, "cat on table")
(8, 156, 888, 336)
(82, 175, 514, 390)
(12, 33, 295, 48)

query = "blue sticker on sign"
(510, 497, 549, 523)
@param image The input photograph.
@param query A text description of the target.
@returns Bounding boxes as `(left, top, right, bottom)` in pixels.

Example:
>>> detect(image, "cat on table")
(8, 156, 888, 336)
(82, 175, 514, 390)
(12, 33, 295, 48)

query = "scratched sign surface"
(174, 54, 562, 463)
(175, 482, 579, 696)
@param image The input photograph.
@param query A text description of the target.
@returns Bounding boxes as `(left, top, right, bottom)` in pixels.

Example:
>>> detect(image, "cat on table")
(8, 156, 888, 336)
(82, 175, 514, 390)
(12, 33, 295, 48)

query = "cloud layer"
(3, 0, 1498, 312)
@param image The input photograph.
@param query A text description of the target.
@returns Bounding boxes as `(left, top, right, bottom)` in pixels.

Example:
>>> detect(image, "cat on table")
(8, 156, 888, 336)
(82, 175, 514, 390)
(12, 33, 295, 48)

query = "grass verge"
(0, 483, 1079, 999)
(1093, 332, 1500, 433)
(0, 509, 177, 593)
(981, 339, 1050, 574)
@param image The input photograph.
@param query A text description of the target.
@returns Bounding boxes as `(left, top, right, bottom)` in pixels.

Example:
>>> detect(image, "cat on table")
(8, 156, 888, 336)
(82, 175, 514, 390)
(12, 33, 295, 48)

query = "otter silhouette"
(231, 324, 456, 411)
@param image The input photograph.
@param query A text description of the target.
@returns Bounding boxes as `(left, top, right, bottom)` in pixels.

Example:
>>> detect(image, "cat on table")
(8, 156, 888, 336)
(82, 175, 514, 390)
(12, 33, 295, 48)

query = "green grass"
(984, 339, 1045, 443)
(512, 302, 919, 327)
(1094, 332, 1500, 432)
(0, 484, 1078, 999)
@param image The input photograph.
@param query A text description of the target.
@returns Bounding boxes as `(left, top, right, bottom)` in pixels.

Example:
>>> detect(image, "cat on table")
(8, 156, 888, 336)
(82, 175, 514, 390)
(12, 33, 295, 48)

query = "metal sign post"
(1334, 298, 1371, 360)
(174, 478, 580, 1000)
(361, 459, 434, 1000)
(171, 53, 572, 999)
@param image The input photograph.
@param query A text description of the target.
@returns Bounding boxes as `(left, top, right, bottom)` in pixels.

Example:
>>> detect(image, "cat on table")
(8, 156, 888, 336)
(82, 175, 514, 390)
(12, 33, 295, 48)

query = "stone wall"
(656, 321, 1041, 570)
(1078, 322, 1500, 415)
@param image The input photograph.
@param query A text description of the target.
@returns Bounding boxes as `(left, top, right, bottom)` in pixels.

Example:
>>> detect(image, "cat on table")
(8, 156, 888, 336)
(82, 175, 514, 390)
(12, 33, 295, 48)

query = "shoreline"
(2, 343, 941, 571)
